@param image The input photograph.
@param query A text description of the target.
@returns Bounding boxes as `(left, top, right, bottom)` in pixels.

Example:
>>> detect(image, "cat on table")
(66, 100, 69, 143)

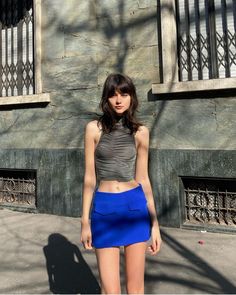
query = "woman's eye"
(109, 93, 129, 99)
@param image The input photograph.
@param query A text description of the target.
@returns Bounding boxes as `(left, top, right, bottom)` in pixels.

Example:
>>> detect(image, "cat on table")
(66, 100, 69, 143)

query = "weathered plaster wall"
(0, 0, 235, 224)
(0, 0, 235, 150)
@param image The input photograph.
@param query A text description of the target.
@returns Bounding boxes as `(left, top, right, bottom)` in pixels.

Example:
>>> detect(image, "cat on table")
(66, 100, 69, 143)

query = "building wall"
(0, 0, 235, 225)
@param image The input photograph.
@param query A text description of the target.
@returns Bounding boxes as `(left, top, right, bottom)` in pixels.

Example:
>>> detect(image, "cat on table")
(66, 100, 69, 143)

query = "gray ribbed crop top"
(95, 121, 137, 181)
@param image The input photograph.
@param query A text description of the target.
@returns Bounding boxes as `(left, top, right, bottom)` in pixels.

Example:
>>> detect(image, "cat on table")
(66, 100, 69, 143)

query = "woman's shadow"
(43, 233, 100, 294)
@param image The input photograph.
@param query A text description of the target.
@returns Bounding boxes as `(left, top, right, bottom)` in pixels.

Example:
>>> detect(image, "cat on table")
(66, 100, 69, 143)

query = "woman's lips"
(115, 106, 123, 109)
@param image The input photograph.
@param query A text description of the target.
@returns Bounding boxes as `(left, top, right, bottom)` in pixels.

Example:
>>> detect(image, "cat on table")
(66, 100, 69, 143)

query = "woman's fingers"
(86, 236, 93, 249)
(81, 235, 93, 250)
(149, 241, 158, 255)
(80, 222, 93, 250)
(147, 236, 162, 255)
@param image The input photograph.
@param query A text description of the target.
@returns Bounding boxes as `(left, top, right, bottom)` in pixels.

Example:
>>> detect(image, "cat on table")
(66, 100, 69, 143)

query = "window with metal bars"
(182, 177, 236, 228)
(176, 0, 236, 82)
(0, 0, 34, 97)
(0, 169, 36, 210)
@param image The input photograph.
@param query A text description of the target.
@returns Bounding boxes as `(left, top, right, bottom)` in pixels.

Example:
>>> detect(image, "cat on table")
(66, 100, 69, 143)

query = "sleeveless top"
(95, 121, 137, 181)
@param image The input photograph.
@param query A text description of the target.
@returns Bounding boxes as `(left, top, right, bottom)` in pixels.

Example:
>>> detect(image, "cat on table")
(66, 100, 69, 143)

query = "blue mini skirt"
(91, 184, 151, 248)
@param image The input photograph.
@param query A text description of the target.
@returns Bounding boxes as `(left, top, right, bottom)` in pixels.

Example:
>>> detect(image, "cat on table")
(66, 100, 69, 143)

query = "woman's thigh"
(124, 242, 147, 293)
(95, 247, 121, 294)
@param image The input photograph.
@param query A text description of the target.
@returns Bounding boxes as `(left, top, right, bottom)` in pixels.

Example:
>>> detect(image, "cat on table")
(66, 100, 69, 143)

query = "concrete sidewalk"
(0, 208, 236, 294)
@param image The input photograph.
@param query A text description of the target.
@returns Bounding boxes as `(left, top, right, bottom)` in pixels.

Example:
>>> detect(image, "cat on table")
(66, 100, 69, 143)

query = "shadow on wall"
(43, 233, 100, 294)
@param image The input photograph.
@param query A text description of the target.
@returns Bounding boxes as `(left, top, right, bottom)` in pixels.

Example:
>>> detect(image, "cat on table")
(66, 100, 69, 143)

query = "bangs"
(105, 76, 133, 98)
(116, 83, 132, 95)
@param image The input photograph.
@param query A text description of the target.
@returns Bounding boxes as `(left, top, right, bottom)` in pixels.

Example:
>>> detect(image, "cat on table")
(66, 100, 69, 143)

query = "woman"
(80, 73, 162, 294)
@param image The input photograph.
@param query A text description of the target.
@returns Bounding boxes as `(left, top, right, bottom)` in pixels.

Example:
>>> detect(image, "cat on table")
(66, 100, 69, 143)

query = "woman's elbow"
(135, 172, 149, 183)
(83, 174, 96, 189)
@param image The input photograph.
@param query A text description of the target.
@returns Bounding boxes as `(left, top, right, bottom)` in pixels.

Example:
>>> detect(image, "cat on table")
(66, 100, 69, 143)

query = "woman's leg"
(95, 247, 121, 294)
(124, 242, 147, 294)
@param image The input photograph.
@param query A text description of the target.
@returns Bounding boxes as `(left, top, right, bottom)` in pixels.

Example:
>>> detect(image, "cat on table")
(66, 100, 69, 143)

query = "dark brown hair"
(98, 73, 142, 133)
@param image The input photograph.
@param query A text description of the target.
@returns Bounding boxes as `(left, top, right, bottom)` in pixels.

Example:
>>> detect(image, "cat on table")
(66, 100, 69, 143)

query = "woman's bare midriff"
(97, 179, 139, 193)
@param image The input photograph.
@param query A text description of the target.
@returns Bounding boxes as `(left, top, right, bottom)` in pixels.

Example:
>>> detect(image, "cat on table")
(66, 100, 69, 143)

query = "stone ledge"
(0, 93, 51, 106)
(152, 77, 236, 94)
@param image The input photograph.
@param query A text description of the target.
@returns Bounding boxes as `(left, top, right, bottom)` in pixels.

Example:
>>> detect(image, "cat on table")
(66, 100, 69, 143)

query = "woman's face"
(108, 90, 131, 115)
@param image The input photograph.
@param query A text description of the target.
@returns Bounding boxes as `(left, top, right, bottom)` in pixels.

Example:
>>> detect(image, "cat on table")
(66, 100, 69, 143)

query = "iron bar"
(175, 0, 183, 81)
(187, 187, 191, 221)
(217, 188, 221, 224)
(194, 0, 203, 80)
(10, 0, 14, 96)
(207, 0, 218, 78)
(221, 0, 230, 77)
(17, 2, 23, 95)
(184, 0, 192, 81)
(233, 0, 236, 38)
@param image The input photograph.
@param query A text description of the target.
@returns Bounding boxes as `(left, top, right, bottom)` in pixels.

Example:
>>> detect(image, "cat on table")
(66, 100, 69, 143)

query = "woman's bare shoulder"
(85, 120, 101, 135)
(136, 125, 149, 137)
(135, 125, 149, 147)
(86, 120, 99, 128)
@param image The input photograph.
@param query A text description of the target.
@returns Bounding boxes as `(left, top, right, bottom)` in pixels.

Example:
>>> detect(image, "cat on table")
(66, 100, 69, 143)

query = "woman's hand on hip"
(147, 223, 162, 255)
(80, 220, 93, 250)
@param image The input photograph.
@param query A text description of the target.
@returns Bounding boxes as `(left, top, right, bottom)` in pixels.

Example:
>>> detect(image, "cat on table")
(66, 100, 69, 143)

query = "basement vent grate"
(182, 177, 236, 227)
(0, 169, 36, 209)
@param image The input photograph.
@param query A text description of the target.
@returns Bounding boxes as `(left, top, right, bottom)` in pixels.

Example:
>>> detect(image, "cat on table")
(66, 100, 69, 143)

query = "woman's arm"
(80, 121, 97, 250)
(135, 126, 162, 255)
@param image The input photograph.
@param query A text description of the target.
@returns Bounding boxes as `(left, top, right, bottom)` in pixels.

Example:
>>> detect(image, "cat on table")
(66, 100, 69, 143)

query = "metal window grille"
(176, 0, 236, 81)
(0, 0, 34, 97)
(183, 177, 236, 227)
(0, 169, 36, 209)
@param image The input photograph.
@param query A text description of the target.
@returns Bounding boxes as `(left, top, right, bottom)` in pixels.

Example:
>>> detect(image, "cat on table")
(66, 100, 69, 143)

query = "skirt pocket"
(93, 202, 116, 216)
(128, 198, 147, 211)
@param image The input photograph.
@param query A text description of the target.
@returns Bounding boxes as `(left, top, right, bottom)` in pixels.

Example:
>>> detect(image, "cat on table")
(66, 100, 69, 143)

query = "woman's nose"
(116, 94, 122, 103)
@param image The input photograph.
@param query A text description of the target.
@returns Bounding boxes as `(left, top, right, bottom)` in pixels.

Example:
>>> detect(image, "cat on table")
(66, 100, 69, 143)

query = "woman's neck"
(114, 115, 123, 123)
